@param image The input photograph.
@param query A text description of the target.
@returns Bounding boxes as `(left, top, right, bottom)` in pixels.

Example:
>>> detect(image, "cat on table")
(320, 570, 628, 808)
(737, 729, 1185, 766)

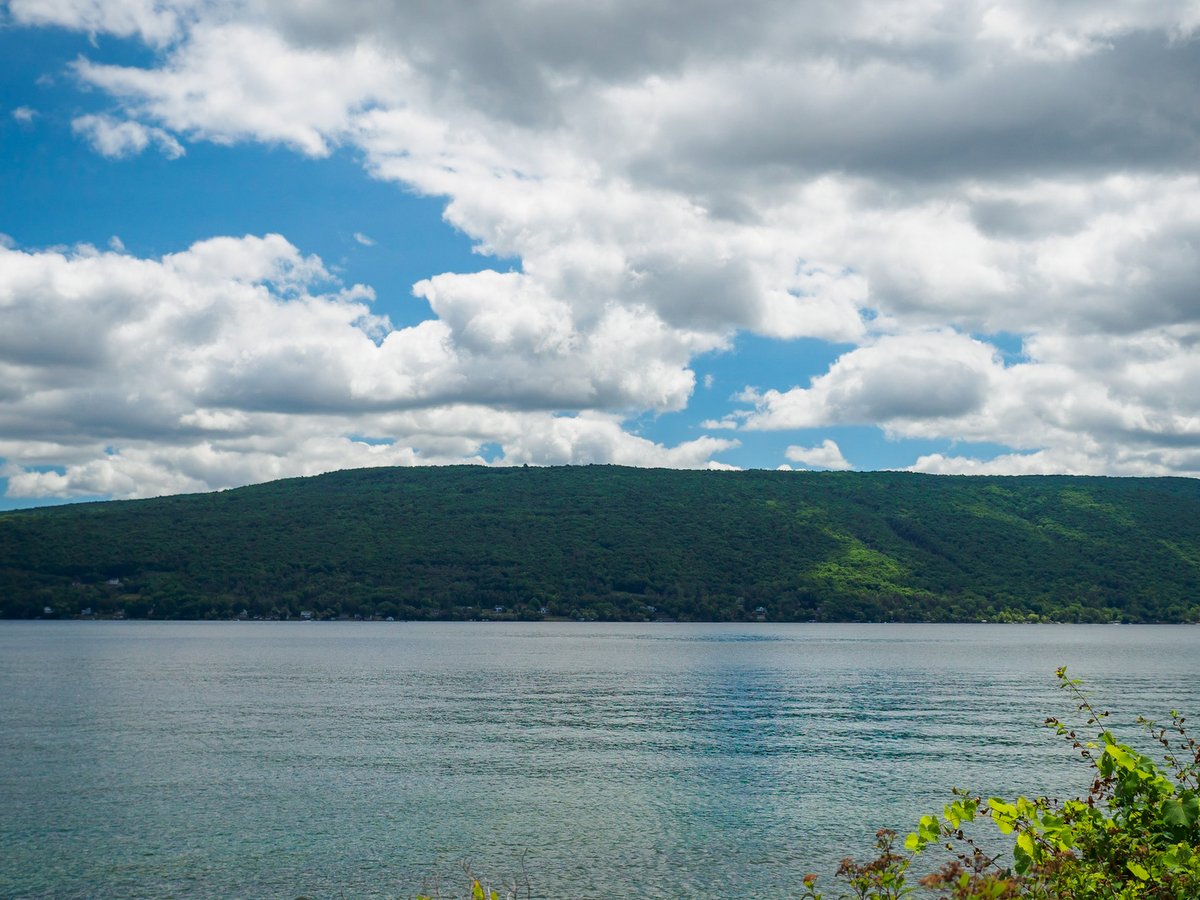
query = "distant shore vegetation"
(2, 466, 1199, 623)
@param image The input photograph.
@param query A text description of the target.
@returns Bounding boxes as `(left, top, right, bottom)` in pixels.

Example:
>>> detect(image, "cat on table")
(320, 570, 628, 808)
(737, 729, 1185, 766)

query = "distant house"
(105, 578, 122, 586)
(493, 606, 505, 613)
(299, 610, 313, 620)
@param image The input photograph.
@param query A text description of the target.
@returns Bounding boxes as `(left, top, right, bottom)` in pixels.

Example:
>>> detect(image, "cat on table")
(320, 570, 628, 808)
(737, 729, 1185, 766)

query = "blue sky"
(2, 2, 1199, 507)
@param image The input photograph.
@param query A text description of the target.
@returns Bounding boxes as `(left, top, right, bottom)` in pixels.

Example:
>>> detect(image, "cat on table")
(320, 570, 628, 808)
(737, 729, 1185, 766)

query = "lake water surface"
(2, 622, 1198, 898)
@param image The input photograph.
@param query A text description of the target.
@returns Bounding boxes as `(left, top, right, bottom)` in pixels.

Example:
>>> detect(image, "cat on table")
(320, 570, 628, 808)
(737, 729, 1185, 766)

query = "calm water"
(1, 622, 1197, 899)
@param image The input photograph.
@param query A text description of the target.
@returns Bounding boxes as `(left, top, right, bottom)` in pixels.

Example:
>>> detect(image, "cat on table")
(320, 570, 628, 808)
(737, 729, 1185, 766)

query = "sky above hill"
(2, 1, 1199, 507)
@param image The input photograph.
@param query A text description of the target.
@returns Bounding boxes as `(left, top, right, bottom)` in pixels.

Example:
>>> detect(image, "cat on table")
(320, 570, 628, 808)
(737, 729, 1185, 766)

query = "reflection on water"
(1, 622, 1197, 898)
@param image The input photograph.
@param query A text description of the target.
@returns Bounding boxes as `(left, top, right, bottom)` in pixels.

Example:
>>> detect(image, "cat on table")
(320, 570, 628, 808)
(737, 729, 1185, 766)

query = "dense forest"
(1, 465, 1199, 623)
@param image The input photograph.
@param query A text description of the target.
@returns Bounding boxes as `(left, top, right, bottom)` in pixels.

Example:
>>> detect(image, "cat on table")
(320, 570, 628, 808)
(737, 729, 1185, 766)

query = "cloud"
(7, 0, 196, 44)
(5, 0, 1200, 491)
(907, 450, 1087, 477)
(74, 25, 401, 156)
(742, 327, 1200, 476)
(741, 333, 1002, 430)
(54, 6, 1196, 343)
(4, 411, 740, 500)
(494, 412, 739, 469)
(71, 114, 185, 159)
(785, 439, 853, 471)
(352, 232, 374, 246)
(0, 235, 712, 418)
(0, 237, 738, 497)
(11, 106, 37, 124)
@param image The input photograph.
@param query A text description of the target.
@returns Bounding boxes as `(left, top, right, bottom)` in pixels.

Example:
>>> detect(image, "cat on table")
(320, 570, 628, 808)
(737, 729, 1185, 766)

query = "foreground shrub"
(804, 667, 1200, 899)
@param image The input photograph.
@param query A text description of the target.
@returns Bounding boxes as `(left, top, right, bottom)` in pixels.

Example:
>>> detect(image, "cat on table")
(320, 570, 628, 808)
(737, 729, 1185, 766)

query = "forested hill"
(2, 466, 1199, 623)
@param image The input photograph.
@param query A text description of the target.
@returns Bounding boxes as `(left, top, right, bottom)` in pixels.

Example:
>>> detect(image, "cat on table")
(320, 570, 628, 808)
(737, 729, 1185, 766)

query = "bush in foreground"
(803, 667, 1200, 899)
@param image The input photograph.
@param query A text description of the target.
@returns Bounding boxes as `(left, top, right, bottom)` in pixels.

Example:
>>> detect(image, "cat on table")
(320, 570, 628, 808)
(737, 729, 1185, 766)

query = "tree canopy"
(2, 466, 1199, 622)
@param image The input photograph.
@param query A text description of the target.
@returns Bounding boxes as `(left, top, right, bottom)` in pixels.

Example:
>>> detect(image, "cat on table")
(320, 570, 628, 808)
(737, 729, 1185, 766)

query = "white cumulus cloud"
(741, 333, 1003, 430)
(7, 0, 197, 45)
(0, 236, 738, 497)
(785, 439, 853, 471)
(72, 114, 185, 159)
(3, 0, 1200, 493)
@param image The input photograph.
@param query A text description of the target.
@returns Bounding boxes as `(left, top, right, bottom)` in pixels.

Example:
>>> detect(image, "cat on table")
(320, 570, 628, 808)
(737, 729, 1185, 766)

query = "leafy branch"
(801, 668, 1200, 899)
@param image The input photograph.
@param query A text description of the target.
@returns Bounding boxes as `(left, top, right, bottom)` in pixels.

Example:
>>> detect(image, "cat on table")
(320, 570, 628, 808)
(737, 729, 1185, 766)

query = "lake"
(1, 621, 1197, 898)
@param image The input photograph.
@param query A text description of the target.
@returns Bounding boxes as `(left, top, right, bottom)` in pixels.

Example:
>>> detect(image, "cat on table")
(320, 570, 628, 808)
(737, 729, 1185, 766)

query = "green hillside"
(2, 466, 1199, 622)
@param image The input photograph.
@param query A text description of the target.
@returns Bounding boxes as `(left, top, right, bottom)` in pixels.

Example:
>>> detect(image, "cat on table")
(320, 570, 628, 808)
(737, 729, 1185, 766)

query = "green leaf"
(1163, 799, 1189, 828)
(1012, 844, 1032, 875)
(1127, 861, 1150, 881)
(1182, 795, 1200, 826)
(1104, 744, 1137, 771)
(989, 798, 1017, 816)
(1016, 831, 1035, 858)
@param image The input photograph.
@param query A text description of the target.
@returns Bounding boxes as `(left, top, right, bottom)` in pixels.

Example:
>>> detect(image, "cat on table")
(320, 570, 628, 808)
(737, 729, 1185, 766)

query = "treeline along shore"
(2, 465, 1199, 623)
